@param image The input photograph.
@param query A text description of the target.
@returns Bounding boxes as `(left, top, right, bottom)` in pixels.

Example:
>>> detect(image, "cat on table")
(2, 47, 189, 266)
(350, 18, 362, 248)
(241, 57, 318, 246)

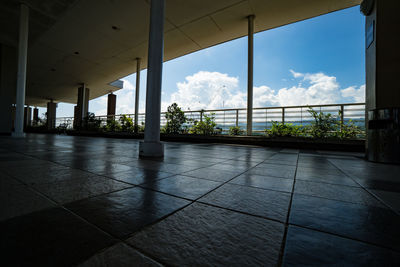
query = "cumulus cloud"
(162, 70, 362, 110)
(92, 70, 365, 115)
(341, 85, 365, 102)
(164, 71, 243, 110)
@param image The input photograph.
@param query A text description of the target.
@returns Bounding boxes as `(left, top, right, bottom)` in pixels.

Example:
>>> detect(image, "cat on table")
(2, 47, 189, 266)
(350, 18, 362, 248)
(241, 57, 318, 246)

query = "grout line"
(277, 152, 300, 267)
(327, 158, 400, 215)
(195, 201, 285, 224)
(288, 222, 400, 253)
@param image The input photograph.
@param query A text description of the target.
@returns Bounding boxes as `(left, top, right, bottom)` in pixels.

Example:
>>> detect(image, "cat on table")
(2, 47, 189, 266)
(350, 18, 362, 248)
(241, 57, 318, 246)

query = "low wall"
(61, 130, 365, 152)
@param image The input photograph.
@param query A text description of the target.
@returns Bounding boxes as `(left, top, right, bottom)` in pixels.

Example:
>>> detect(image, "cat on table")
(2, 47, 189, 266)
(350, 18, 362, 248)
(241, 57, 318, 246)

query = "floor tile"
(32, 175, 133, 204)
(0, 182, 55, 222)
(183, 167, 242, 182)
(230, 173, 293, 192)
(106, 168, 173, 185)
(207, 163, 251, 172)
(128, 203, 284, 266)
(141, 174, 222, 200)
(200, 183, 291, 222)
(283, 226, 400, 266)
(78, 243, 162, 267)
(66, 187, 190, 238)
(0, 207, 117, 267)
(289, 194, 400, 250)
(294, 180, 384, 207)
(295, 168, 358, 187)
(85, 162, 136, 176)
(370, 189, 400, 214)
(246, 165, 296, 179)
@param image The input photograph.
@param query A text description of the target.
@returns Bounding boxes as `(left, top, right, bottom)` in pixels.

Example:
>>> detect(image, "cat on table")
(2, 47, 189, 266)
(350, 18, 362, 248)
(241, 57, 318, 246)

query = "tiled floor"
(1, 134, 400, 266)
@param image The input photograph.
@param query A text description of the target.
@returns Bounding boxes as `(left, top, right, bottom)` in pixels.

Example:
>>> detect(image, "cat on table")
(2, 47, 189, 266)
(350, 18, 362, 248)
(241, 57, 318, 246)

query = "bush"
(189, 113, 216, 135)
(307, 107, 337, 138)
(228, 126, 243, 135)
(119, 115, 134, 132)
(266, 121, 303, 137)
(103, 118, 121, 132)
(84, 112, 102, 131)
(164, 103, 187, 134)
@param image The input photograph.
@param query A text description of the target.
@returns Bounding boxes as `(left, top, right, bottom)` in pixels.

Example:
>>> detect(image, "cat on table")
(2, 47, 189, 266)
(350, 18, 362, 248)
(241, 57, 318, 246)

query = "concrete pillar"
(47, 101, 57, 130)
(107, 93, 116, 118)
(33, 107, 39, 125)
(0, 44, 16, 135)
(13, 4, 29, 137)
(362, 0, 400, 164)
(134, 57, 141, 133)
(246, 15, 255, 136)
(11, 105, 16, 131)
(24, 106, 32, 128)
(139, 0, 165, 157)
(73, 105, 78, 129)
(76, 85, 89, 128)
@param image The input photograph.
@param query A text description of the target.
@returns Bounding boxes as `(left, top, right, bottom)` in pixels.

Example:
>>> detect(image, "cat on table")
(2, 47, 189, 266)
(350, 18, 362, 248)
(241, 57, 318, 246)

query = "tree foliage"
(164, 103, 187, 134)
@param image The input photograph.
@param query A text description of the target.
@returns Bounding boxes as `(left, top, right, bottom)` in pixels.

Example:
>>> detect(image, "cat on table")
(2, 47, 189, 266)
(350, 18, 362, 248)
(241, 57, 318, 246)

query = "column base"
(139, 141, 164, 158)
(12, 132, 25, 138)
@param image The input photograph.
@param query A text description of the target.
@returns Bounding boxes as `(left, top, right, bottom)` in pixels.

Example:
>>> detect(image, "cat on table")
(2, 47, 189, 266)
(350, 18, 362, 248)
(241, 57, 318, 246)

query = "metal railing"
(55, 103, 366, 135)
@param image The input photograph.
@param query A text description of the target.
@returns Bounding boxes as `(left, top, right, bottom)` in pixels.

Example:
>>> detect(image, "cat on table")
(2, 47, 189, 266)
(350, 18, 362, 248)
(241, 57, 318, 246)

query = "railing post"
(282, 107, 285, 124)
(200, 110, 203, 122)
(340, 104, 344, 131)
(300, 107, 303, 125)
(236, 109, 239, 127)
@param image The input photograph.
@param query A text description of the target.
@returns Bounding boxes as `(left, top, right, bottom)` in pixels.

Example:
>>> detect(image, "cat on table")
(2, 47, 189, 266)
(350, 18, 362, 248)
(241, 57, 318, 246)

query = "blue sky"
(54, 6, 365, 117)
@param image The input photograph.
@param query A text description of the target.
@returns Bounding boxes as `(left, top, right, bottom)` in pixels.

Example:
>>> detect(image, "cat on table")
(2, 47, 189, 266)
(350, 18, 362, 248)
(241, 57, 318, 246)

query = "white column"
(246, 15, 255, 136)
(134, 57, 141, 133)
(139, 0, 165, 157)
(13, 4, 29, 137)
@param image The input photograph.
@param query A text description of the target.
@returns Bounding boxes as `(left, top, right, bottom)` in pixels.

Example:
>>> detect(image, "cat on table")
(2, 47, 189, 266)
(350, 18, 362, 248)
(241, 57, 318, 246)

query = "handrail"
(55, 102, 365, 119)
(54, 102, 366, 136)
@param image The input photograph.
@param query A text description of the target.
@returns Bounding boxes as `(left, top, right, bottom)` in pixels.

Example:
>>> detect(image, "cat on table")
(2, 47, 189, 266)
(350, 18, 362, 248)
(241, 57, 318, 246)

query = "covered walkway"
(1, 134, 399, 266)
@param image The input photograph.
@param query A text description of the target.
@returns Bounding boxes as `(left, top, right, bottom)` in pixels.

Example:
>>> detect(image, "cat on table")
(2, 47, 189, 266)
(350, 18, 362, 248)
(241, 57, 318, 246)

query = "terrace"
(1, 134, 399, 266)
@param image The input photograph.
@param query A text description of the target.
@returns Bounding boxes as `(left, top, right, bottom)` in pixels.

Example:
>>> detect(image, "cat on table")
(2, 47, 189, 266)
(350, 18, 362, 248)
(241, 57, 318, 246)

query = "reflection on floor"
(1, 134, 399, 266)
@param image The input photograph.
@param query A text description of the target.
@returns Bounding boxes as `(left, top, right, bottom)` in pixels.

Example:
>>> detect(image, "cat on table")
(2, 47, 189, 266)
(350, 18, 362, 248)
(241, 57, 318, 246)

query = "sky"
(53, 6, 365, 118)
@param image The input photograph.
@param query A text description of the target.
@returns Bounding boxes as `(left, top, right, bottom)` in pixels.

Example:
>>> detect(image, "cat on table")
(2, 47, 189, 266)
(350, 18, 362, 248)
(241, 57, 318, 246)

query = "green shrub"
(307, 107, 337, 138)
(103, 118, 121, 132)
(84, 112, 102, 131)
(119, 115, 134, 132)
(336, 110, 362, 139)
(189, 113, 216, 135)
(164, 103, 187, 134)
(266, 121, 303, 137)
(228, 126, 243, 135)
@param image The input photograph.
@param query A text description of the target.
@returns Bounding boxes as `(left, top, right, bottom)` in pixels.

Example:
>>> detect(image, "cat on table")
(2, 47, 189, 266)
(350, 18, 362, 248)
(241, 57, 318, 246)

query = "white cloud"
(290, 69, 304, 78)
(341, 85, 365, 102)
(122, 79, 135, 91)
(162, 70, 358, 110)
(164, 71, 242, 111)
(92, 70, 365, 115)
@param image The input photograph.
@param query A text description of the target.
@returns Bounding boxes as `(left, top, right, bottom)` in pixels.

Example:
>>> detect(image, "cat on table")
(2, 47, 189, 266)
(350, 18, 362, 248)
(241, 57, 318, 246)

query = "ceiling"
(0, 0, 361, 107)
